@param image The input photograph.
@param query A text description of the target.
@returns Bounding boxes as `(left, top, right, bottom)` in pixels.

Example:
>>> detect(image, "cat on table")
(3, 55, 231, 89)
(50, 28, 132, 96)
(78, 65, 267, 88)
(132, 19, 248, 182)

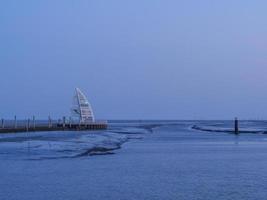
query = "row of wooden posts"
(0, 116, 72, 129)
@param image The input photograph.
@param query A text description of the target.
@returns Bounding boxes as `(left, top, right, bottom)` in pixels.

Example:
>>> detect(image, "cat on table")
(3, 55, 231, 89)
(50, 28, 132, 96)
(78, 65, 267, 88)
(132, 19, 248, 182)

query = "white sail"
(71, 88, 95, 123)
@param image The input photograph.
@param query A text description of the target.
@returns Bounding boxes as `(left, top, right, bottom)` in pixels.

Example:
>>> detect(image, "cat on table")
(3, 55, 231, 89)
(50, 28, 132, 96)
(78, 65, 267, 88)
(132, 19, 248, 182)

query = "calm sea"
(0, 120, 267, 200)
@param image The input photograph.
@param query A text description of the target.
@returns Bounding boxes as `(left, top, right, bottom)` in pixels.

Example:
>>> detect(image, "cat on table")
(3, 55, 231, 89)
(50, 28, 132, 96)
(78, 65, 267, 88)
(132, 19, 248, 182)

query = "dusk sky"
(1, 1, 267, 120)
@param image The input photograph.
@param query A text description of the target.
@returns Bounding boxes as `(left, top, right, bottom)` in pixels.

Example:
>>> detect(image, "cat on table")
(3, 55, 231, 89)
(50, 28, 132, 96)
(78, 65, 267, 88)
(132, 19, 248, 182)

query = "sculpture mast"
(72, 88, 95, 123)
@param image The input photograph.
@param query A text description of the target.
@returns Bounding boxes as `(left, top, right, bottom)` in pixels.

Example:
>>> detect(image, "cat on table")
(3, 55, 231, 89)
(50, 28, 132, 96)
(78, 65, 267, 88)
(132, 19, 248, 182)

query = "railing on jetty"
(0, 117, 108, 134)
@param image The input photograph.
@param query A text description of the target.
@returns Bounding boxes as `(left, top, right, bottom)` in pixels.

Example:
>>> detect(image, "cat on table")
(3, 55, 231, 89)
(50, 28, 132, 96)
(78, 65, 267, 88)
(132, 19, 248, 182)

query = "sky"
(1, 0, 267, 120)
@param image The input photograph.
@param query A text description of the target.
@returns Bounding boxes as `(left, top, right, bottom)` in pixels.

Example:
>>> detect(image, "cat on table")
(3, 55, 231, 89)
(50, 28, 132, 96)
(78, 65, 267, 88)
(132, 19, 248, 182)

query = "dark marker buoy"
(235, 117, 239, 134)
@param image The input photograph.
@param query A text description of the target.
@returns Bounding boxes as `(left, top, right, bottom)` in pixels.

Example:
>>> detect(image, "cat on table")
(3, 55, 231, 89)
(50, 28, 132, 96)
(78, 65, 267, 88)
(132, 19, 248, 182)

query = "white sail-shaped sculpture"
(72, 88, 95, 123)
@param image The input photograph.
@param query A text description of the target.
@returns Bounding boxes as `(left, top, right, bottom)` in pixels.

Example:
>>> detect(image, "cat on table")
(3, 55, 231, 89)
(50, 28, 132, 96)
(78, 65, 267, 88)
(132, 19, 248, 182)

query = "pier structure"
(0, 88, 107, 134)
(0, 118, 108, 134)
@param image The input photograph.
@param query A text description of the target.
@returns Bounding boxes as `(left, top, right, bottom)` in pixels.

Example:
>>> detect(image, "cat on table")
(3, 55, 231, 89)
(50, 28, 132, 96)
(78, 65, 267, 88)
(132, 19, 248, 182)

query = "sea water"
(0, 121, 267, 200)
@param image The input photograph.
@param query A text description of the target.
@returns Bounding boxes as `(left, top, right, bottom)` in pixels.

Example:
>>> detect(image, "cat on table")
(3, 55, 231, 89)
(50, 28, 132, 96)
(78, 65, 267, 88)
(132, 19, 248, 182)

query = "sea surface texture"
(1, 120, 267, 200)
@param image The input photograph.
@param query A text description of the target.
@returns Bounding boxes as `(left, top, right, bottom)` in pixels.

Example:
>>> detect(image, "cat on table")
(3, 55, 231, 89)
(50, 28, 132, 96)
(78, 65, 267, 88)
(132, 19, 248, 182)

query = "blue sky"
(1, 0, 267, 120)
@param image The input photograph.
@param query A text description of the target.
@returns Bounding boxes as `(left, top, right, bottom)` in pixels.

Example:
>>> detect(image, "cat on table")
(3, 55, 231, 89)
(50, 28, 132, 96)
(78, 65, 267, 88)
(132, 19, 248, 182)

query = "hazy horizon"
(1, 1, 267, 120)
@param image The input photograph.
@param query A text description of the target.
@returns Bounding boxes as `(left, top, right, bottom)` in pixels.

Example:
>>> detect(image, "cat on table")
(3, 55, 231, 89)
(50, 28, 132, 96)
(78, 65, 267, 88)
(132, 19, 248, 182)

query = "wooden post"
(48, 116, 52, 128)
(69, 117, 72, 128)
(63, 116, 66, 129)
(27, 119, 30, 132)
(1, 119, 4, 129)
(14, 115, 17, 129)
(33, 116, 36, 130)
(235, 117, 239, 134)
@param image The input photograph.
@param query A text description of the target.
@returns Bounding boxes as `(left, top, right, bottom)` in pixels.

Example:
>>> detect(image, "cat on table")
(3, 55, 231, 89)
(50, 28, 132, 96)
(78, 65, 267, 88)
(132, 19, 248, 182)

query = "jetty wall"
(0, 118, 108, 134)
